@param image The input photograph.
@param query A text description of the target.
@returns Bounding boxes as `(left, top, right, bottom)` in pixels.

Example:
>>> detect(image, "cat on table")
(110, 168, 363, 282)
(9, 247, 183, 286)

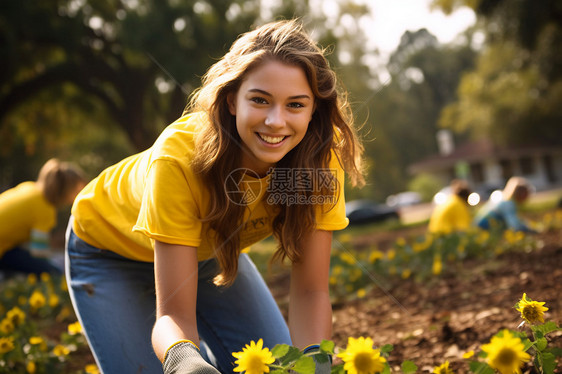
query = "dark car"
(345, 199, 400, 225)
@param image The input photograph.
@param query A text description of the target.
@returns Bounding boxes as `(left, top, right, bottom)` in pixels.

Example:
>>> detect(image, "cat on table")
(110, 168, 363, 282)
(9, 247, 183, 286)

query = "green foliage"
(330, 221, 549, 301)
(436, 0, 562, 147)
(400, 360, 418, 374)
(0, 274, 90, 373)
(362, 29, 476, 199)
(408, 173, 443, 202)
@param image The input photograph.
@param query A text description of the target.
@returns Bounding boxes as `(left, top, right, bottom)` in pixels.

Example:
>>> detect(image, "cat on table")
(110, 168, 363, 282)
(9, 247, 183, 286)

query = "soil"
(267, 214, 562, 373)
(59, 211, 562, 373)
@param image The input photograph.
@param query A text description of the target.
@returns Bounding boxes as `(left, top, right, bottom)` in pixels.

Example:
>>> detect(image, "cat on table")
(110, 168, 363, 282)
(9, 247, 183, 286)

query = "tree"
(434, 0, 562, 146)
(1, 0, 380, 189)
(0, 0, 261, 152)
(361, 29, 476, 200)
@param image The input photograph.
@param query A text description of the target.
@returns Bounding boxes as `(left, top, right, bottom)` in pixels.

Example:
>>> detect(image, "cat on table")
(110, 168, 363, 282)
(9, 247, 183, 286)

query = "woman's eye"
(251, 97, 268, 104)
(288, 102, 304, 109)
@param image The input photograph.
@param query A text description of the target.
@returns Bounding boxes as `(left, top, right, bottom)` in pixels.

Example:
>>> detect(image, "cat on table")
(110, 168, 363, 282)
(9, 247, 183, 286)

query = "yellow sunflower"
(337, 337, 386, 374)
(27, 361, 37, 374)
(29, 290, 46, 309)
(516, 293, 548, 324)
(68, 321, 83, 335)
(6, 307, 25, 326)
(481, 330, 530, 374)
(53, 344, 70, 357)
(0, 318, 14, 334)
(0, 336, 15, 354)
(232, 339, 275, 374)
(85, 364, 100, 374)
(433, 360, 454, 374)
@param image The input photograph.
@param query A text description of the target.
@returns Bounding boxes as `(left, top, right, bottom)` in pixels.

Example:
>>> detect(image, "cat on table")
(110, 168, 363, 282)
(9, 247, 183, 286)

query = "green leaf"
(536, 337, 548, 351)
(270, 370, 287, 374)
(534, 321, 561, 336)
(401, 360, 418, 374)
(292, 356, 315, 374)
(522, 338, 534, 351)
(331, 364, 345, 374)
(280, 346, 304, 366)
(380, 344, 394, 354)
(381, 362, 392, 374)
(469, 361, 495, 374)
(539, 352, 556, 374)
(272, 344, 290, 359)
(548, 347, 562, 357)
(320, 340, 335, 355)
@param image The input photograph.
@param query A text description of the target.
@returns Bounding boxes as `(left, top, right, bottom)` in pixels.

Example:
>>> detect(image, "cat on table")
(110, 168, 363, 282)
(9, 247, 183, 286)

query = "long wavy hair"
(187, 19, 364, 286)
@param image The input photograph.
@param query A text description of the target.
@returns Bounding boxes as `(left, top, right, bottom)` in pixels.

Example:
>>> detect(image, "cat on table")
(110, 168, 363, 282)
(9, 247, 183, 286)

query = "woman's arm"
(152, 240, 200, 361)
(288, 229, 333, 349)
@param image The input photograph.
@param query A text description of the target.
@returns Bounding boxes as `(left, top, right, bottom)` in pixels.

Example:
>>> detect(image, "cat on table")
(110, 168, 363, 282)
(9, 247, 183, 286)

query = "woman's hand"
(163, 341, 220, 374)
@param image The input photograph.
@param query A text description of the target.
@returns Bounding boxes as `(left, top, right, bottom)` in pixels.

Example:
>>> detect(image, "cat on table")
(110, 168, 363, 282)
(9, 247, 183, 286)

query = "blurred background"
(1, 0, 561, 206)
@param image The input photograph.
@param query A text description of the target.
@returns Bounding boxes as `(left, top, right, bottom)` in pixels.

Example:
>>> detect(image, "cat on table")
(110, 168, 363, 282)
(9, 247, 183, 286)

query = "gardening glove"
(163, 341, 221, 374)
(303, 345, 332, 374)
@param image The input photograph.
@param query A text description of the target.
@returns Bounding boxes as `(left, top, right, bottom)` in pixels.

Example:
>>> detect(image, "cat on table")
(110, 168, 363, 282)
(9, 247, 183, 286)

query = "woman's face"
(228, 60, 315, 176)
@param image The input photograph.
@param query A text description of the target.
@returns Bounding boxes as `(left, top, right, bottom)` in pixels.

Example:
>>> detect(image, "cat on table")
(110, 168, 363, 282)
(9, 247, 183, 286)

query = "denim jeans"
(0, 246, 62, 276)
(65, 223, 291, 374)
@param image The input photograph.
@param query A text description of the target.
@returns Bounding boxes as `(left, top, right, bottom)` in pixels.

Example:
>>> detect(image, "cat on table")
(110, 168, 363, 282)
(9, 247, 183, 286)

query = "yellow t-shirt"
(428, 194, 471, 234)
(72, 112, 349, 262)
(0, 182, 56, 256)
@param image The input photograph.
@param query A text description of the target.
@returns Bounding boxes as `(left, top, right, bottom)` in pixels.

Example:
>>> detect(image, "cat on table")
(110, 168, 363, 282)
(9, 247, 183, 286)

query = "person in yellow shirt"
(428, 179, 472, 234)
(66, 20, 365, 374)
(0, 158, 86, 275)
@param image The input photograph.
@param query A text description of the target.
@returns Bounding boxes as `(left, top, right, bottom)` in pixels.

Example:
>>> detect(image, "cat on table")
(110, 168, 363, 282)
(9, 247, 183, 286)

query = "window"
(470, 163, 484, 183)
(519, 157, 534, 175)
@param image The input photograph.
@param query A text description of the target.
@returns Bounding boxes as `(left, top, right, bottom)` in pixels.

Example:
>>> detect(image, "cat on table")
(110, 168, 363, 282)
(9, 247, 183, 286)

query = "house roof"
(409, 139, 562, 174)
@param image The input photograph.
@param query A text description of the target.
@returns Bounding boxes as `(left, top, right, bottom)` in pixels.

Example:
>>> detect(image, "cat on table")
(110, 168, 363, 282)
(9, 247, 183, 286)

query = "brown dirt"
(60, 213, 562, 373)
(268, 219, 562, 373)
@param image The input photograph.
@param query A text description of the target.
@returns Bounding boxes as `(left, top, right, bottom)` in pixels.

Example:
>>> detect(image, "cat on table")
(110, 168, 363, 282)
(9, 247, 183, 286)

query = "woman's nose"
(265, 106, 285, 128)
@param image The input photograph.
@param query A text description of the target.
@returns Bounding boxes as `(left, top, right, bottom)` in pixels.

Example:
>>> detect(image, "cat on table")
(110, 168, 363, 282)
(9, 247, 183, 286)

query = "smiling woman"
(65, 19, 365, 374)
(227, 61, 315, 176)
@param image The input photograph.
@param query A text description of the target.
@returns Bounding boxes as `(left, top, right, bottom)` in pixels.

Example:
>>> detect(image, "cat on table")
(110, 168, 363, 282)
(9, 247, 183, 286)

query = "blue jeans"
(0, 246, 62, 275)
(65, 224, 291, 374)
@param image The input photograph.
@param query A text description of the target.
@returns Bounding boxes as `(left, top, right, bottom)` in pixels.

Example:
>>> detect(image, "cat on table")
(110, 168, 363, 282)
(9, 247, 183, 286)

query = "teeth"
(259, 134, 285, 144)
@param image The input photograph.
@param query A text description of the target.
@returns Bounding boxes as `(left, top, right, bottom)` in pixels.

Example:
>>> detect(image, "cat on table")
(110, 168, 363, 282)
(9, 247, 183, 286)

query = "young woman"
(66, 19, 364, 374)
(0, 158, 86, 275)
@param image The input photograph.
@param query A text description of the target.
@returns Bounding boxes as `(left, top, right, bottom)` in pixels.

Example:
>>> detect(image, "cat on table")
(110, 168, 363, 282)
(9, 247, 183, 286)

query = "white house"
(409, 135, 562, 192)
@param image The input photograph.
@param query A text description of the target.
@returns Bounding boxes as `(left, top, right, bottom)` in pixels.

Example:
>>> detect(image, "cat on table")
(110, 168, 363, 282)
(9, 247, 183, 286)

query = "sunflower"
(337, 337, 386, 374)
(0, 336, 15, 354)
(0, 318, 14, 334)
(53, 344, 70, 357)
(26, 361, 37, 374)
(433, 360, 454, 374)
(68, 321, 83, 335)
(6, 306, 25, 326)
(516, 293, 548, 324)
(85, 364, 100, 374)
(481, 330, 530, 374)
(29, 290, 46, 309)
(232, 339, 275, 374)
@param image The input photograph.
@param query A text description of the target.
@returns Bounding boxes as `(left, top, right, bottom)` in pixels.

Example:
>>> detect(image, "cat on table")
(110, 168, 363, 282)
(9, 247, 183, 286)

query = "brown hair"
(187, 19, 364, 286)
(451, 179, 471, 202)
(502, 176, 532, 202)
(36, 158, 87, 207)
